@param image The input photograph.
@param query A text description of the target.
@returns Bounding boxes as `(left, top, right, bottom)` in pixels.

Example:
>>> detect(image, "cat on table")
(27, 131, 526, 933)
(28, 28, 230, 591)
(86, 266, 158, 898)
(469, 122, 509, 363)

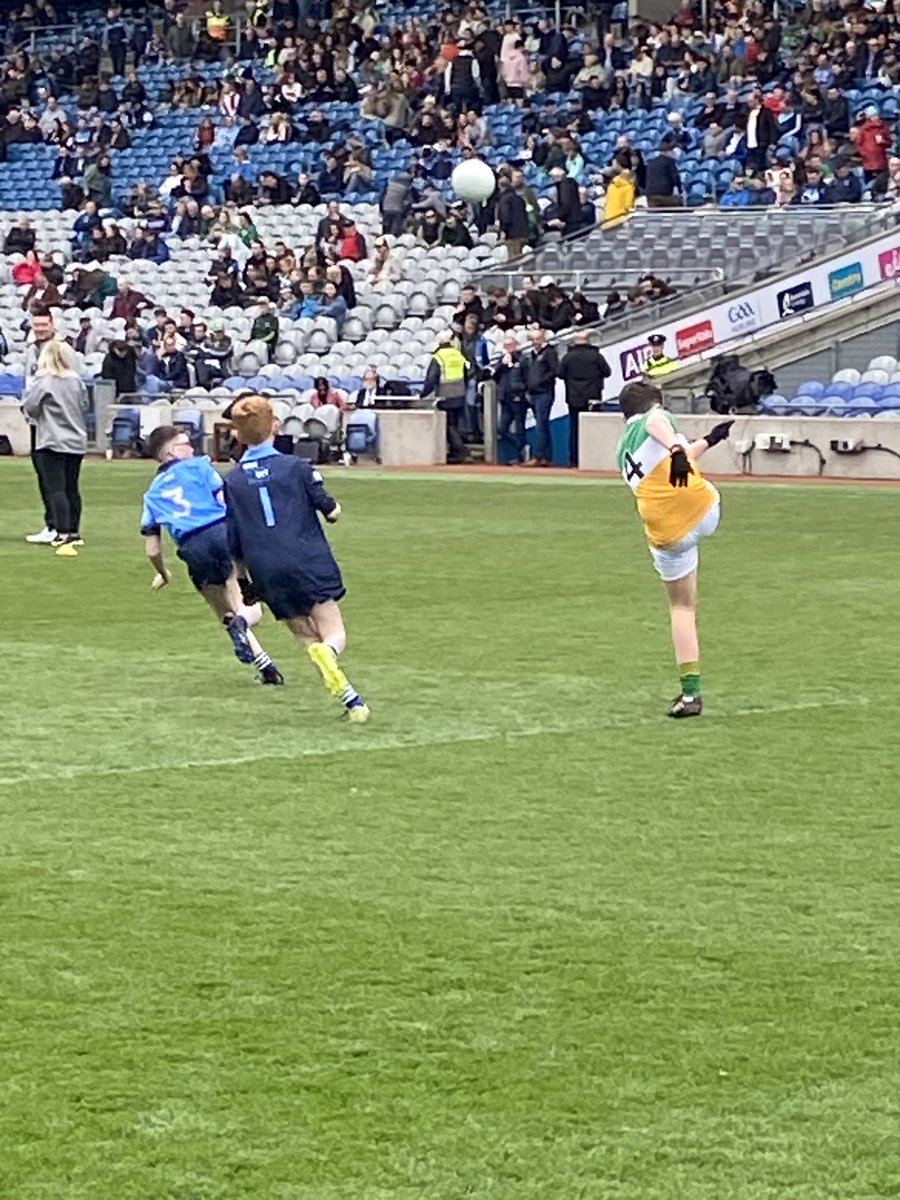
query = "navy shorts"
(176, 521, 233, 591)
(253, 561, 345, 621)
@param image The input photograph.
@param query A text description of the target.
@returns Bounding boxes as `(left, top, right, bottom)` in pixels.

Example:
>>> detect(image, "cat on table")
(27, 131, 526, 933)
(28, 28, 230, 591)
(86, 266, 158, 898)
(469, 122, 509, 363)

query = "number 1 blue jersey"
(140, 456, 227, 543)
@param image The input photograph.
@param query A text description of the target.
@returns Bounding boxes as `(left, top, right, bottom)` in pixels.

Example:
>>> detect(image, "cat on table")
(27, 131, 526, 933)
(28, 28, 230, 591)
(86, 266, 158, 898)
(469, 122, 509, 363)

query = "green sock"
(679, 661, 701, 697)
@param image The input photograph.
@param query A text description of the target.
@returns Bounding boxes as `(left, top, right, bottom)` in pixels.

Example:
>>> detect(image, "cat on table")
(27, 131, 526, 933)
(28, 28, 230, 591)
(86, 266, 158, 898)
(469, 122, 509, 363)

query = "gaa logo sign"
(726, 300, 759, 334)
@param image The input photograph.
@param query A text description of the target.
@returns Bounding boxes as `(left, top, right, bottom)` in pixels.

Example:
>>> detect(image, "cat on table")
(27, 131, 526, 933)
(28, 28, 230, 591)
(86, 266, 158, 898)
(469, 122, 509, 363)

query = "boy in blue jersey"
(141, 425, 283, 684)
(223, 395, 369, 723)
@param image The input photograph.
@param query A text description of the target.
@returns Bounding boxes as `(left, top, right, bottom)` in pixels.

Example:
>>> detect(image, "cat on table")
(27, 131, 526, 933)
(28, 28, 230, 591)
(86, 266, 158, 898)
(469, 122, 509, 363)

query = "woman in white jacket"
(22, 339, 88, 557)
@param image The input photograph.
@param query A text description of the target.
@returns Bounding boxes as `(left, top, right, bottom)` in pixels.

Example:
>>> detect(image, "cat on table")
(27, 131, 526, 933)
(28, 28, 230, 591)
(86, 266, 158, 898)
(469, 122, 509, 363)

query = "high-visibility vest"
(646, 353, 676, 377)
(433, 345, 467, 397)
(206, 11, 229, 39)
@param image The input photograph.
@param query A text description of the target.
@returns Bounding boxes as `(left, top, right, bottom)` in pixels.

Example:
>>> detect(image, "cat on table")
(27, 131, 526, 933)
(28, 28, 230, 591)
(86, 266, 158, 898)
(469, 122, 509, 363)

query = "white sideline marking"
(0, 696, 868, 789)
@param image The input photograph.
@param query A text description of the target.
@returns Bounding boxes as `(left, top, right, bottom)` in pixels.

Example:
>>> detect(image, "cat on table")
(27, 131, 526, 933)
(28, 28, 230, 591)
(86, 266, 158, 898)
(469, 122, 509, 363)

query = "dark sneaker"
(668, 694, 703, 719)
(223, 612, 255, 664)
(259, 662, 284, 685)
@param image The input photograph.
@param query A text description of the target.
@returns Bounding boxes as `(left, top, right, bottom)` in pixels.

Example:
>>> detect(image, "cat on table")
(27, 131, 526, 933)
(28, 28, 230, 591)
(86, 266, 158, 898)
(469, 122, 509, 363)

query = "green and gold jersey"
(615, 407, 717, 547)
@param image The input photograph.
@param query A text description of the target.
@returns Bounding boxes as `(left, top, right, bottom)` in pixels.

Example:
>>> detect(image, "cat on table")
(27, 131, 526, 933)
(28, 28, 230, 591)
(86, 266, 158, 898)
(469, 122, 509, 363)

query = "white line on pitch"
(0, 696, 868, 789)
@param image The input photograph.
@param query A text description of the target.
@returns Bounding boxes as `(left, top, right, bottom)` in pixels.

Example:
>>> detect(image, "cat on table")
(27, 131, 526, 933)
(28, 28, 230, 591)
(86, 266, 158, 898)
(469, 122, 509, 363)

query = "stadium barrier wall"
(579, 413, 900, 479)
(0, 399, 28, 455)
(376, 408, 447, 466)
(1, 402, 447, 466)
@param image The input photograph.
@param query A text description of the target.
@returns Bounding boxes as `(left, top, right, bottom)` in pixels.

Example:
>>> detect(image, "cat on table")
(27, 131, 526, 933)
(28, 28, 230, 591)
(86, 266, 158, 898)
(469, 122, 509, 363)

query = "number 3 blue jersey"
(140, 456, 227, 543)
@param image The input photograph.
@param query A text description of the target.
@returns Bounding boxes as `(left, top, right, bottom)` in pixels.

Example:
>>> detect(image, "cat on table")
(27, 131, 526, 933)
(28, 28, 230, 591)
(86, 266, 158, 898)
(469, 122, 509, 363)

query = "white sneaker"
(25, 527, 57, 544)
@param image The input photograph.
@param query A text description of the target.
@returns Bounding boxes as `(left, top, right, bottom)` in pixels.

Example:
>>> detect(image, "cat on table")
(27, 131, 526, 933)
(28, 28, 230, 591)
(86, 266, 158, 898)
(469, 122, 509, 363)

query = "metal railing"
(474, 265, 725, 295)
(474, 205, 897, 351)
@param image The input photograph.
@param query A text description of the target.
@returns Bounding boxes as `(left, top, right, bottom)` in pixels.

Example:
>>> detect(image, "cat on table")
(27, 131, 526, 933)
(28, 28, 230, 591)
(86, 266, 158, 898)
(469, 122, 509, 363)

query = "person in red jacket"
(337, 220, 367, 262)
(851, 106, 892, 183)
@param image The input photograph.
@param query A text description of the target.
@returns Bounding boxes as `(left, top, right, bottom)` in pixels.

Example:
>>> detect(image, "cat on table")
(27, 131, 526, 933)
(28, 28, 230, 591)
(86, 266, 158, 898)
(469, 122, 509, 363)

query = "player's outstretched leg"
(287, 602, 369, 722)
(664, 569, 703, 718)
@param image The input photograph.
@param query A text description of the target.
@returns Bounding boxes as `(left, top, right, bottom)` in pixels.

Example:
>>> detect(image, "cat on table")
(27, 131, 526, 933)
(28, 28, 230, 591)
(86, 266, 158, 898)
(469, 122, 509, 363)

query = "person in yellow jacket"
(644, 332, 677, 377)
(602, 164, 636, 227)
(422, 330, 468, 464)
(615, 380, 733, 718)
(206, 0, 229, 40)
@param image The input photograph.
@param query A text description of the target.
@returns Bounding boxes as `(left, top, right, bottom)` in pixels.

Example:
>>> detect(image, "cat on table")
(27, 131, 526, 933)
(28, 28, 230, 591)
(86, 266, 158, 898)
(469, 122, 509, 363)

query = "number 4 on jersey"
(624, 453, 644, 483)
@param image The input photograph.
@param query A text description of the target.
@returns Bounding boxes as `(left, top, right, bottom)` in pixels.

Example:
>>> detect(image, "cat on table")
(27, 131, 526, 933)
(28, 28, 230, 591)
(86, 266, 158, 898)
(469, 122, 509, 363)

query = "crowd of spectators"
(0, 0, 896, 416)
(0, 0, 895, 249)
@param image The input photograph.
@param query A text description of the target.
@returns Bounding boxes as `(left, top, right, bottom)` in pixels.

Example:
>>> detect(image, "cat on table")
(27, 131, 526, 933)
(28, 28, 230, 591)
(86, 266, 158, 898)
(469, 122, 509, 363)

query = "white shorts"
(649, 500, 721, 582)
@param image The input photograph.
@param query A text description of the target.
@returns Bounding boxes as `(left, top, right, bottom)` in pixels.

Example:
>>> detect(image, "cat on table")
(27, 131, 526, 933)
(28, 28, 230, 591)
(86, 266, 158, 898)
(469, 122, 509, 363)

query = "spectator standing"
(744, 93, 779, 174)
(494, 334, 528, 465)
(602, 164, 635, 225)
(380, 169, 412, 236)
(645, 138, 682, 208)
(22, 339, 88, 556)
(559, 330, 611, 468)
(496, 177, 530, 260)
(852, 106, 892, 184)
(422, 330, 467, 464)
(547, 166, 582, 236)
(23, 306, 59, 545)
(523, 325, 559, 468)
(459, 311, 489, 440)
(166, 13, 195, 59)
(445, 40, 482, 112)
(106, 4, 128, 74)
(100, 339, 139, 396)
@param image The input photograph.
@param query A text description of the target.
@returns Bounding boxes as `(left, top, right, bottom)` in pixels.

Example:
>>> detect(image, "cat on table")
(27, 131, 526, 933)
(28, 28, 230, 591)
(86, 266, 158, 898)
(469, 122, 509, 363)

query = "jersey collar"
(240, 442, 280, 464)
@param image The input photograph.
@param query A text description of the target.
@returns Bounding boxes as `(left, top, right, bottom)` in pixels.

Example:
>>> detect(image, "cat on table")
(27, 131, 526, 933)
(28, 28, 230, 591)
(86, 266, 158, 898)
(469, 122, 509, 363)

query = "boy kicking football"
(223, 394, 369, 723)
(616, 381, 732, 718)
(141, 424, 283, 684)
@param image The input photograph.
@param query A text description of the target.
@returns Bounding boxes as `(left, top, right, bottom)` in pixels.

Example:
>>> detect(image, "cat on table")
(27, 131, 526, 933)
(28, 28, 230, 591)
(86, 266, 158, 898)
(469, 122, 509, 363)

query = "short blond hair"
(37, 338, 77, 376)
(231, 394, 275, 445)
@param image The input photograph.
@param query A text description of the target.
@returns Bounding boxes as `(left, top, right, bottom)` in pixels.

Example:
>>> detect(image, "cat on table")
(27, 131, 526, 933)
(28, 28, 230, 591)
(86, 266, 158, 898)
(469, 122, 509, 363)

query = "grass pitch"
(2, 460, 898, 1200)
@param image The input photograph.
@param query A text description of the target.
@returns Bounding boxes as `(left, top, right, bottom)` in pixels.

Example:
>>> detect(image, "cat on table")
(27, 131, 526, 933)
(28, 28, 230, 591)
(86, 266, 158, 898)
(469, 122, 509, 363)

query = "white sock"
(237, 602, 262, 627)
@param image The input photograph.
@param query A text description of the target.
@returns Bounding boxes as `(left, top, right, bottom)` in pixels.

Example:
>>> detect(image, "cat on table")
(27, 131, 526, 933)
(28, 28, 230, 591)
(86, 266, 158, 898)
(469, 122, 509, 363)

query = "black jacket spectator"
(235, 119, 260, 148)
(151, 348, 190, 389)
(258, 172, 292, 205)
(645, 150, 682, 204)
(4, 222, 35, 256)
(97, 82, 119, 115)
(559, 340, 611, 409)
(497, 184, 530, 242)
(524, 342, 559, 392)
(293, 177, 321, 206)
(238, 81, 267, 120)
(553, 172, 582, 235)
(100, 343, 138, 396)
(823, 91, 850, 137)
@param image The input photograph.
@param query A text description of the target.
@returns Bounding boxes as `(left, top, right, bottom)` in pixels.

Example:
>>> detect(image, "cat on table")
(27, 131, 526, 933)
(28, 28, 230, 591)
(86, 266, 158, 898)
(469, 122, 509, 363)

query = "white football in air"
(451, 159, 496, 203)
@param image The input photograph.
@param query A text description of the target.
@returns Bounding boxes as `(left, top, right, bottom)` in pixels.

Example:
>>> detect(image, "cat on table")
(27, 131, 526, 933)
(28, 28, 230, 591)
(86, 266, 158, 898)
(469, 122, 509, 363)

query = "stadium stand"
(766, 356, 900, 418)
(0, 0, 898, 430)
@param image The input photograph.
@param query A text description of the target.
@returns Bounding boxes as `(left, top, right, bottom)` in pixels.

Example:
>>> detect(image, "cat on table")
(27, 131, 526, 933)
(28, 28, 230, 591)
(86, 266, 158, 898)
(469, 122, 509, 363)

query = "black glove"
(669, 447, 693, 488)
(238, 576, 259, 606)
(704, 420, 734, 448)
